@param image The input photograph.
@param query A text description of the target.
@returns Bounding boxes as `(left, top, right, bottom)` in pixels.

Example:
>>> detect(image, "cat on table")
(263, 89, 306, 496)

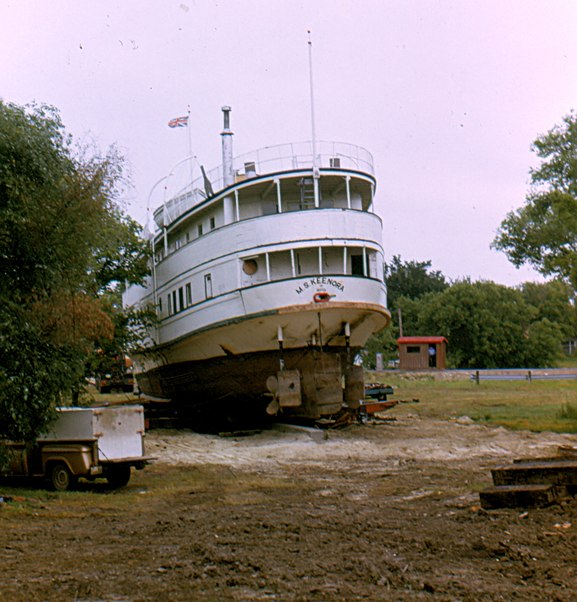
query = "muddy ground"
(2, 410, 577, 601)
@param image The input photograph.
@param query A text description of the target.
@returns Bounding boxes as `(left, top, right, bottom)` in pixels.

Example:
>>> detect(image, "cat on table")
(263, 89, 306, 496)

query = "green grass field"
(369, 372, 577, 433)
(84, 370, 577, 435)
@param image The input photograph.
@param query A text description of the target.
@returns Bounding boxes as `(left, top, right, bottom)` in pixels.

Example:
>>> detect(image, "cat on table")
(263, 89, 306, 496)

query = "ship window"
(204, 274, 213, 299)
(242, 259, 258, 275)
(178, 287, 184, 312)
(198, 224, 203, 237)
(158, 297, 163, 314)
(186, 232, 190, 243)
(185, 283, 192, 306)
(172, 291, 177, 313)
(351, 255, 364, 276)
(167, 294, 173, 316)
(295, 248, 318, 276)
(210, 217, 216, 230)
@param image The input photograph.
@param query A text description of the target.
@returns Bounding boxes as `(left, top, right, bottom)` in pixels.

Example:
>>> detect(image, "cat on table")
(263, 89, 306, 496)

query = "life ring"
(313, 291, 331, 303)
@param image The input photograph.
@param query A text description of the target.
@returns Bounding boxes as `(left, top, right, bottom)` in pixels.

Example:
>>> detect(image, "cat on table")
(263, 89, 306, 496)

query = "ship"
(123, 106, 390, 421)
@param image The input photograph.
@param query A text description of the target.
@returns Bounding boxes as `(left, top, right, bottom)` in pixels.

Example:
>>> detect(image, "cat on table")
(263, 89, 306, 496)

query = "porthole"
(242, 259, 258, 275)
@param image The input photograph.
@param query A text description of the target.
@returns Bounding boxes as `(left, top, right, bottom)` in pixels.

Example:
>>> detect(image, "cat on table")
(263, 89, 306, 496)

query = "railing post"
(276, 178, 282, 214)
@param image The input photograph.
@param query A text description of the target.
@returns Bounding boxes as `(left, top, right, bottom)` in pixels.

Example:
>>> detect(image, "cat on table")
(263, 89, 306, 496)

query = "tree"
(361, 256, 448, 368)
(519, 280, 577, 340)
(384, 255, 448, 312)
(0, 101, 150, 442)
(415, 281, 563, 368)
(493, 113, 577, 288)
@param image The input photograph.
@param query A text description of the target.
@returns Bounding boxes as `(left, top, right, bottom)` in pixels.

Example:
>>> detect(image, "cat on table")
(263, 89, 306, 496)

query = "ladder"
(299, 177, 317, 209)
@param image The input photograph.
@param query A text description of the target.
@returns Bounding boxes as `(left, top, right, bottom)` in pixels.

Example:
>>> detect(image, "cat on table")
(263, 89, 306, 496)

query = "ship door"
(204, 273, 213, 299)
(351, 255, 364, 276)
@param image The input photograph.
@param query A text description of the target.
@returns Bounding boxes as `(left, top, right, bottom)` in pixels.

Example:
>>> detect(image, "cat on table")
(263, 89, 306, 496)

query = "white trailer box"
(39, 406, 146, 461)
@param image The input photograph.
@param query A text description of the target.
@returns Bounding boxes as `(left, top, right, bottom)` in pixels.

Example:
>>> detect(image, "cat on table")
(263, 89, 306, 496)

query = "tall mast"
(307, 31, 320, 207)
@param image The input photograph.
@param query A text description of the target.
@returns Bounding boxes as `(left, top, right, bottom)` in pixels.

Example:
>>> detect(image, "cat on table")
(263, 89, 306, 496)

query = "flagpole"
(187, 106, 194, 193)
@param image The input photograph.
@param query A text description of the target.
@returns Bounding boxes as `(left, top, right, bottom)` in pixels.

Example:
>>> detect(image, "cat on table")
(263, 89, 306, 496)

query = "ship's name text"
(295, 277, 344, 295)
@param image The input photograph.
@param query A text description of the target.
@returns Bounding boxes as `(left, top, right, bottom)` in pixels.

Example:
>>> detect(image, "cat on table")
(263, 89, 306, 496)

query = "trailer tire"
(50, 462, 77, 492)
(106, 465, 131, 488)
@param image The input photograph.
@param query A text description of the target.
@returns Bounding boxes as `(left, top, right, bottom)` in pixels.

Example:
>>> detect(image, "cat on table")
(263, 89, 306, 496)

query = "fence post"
(475, 370, 480, 385)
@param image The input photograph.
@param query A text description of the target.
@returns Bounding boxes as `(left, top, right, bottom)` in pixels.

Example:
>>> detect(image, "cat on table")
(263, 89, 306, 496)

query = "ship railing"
(153, 141, 374, 228)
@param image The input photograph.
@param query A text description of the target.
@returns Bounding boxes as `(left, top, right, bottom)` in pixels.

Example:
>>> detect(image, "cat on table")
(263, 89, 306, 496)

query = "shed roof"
(397, 336, 447, 345)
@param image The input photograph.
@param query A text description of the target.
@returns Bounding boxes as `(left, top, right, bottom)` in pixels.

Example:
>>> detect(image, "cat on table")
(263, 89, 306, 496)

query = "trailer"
(1, 405, 152, 491)
(95, 355, 135, 393)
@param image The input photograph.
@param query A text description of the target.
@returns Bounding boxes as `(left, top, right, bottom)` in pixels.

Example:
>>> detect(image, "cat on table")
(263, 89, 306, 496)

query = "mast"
(308, 30, 320, 208)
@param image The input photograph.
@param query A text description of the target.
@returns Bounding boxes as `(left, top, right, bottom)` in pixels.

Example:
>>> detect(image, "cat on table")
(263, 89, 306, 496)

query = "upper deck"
(151, 140, 375, 232)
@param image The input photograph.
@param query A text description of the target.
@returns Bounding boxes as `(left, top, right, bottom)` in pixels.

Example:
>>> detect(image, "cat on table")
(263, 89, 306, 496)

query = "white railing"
(152, 141, 374, 228)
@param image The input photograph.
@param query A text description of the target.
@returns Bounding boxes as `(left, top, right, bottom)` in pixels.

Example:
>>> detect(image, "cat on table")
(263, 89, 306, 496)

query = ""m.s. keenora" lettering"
(295, 277, 344, 294)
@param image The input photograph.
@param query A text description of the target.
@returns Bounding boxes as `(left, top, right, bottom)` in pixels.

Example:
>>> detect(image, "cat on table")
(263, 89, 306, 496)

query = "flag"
(168, 115, 189, 128)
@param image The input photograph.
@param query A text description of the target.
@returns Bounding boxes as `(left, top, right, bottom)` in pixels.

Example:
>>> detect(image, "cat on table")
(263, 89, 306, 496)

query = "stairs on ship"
(299, 177, 317, 209)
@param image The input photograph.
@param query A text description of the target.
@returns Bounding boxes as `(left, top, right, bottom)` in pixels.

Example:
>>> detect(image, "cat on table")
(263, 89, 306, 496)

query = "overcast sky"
(2, 0, 577, 286)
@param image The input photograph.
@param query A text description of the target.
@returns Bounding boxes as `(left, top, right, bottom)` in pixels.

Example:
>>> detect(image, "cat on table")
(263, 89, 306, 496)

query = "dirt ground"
(3, 410, 577, 601)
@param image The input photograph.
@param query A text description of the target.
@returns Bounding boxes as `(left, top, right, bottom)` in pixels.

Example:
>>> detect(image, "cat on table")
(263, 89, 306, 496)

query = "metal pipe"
(277, 326, 285, 371)
(221, 106, 235, 224)
(221, 106, 234, 187)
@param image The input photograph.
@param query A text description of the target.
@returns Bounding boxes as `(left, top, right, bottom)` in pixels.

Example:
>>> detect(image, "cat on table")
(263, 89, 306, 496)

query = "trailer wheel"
(50, 463, 77, 492)
(106, 465, 131, 488)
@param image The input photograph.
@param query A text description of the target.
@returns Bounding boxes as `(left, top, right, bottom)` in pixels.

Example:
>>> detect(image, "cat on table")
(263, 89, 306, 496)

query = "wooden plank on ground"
(492, 461, 577, 486)
(480, 484, 563, 509)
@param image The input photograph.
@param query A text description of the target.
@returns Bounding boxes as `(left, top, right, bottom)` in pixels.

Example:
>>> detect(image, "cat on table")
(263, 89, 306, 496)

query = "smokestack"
(221, 106, 234, 187)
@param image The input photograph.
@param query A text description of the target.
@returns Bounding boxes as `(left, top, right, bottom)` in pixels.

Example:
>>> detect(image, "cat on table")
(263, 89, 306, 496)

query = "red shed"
(397, 336, 448, 370)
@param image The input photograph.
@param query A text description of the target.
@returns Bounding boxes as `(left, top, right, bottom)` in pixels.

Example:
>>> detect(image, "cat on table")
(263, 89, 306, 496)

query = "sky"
(2, 0, 577, 286)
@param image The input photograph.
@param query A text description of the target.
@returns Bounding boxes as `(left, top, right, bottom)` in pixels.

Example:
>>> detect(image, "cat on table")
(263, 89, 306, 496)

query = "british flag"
(168, 115, 189, 128)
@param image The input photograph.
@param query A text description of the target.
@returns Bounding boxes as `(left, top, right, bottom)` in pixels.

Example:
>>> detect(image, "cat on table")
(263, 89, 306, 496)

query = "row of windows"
(161, 275, 214, 317)
(156, 179, 373, 265)
(159, 282, 192, 317)
(158, 245, 381, 319)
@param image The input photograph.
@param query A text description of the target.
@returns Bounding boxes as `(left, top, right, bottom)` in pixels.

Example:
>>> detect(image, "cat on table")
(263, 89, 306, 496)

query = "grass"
(87, 372, 577, 434)
(0, 462, 302, 520)
(557, 402, 577, 420)
(369, 372, 577, 433)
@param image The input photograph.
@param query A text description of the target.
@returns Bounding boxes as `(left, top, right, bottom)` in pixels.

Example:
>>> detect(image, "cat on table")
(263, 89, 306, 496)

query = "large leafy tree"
(361, 256, 448, 368)
(519, 280, 577, 340)
(493, 113, 577, 288)
(385, 255, 448, 312)
(0, 101, 150, 441)
(415, 281, 563, 368)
